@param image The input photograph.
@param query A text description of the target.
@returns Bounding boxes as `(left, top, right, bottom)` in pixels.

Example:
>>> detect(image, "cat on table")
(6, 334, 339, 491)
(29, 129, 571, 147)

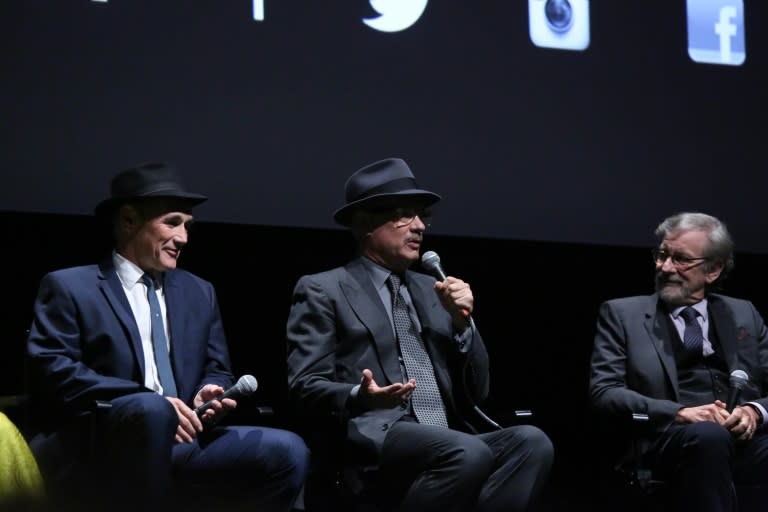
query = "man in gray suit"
(286, 158, 553, 512)
(590, 212, 768, 512)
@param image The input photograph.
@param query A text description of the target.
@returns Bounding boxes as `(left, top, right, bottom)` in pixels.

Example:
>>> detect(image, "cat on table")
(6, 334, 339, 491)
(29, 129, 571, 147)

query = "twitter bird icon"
(363, 0, 428, 32)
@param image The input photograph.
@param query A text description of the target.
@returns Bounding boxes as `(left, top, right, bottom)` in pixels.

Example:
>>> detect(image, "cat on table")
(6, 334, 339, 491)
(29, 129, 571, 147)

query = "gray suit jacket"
(590, 293, 768, 447)
(286, 257, 490, 463)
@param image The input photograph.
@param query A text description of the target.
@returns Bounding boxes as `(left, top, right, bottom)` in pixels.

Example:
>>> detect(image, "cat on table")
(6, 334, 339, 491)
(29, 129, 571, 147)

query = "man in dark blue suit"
(26, 162, 309, 511)
(286, 158, 553, 512)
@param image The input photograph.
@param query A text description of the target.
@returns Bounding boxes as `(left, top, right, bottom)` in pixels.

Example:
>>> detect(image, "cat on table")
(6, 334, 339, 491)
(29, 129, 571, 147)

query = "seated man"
(26, 162, 309, 511)
(287, 157, 554, 512)
(590, 211, 768, 512)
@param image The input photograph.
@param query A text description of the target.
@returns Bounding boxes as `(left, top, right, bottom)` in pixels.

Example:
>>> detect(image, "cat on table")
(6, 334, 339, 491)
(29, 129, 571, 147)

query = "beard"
(655, 271, 692, 305)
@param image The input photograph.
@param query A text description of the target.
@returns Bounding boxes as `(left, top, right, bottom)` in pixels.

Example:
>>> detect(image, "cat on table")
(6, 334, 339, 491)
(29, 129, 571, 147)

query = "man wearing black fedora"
(25, 162, 309, 511)
(286, 158, 554, 511)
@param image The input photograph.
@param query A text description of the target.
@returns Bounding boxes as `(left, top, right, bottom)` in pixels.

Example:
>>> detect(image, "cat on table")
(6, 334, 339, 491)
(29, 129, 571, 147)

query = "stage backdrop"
(2, 1, 766, 252)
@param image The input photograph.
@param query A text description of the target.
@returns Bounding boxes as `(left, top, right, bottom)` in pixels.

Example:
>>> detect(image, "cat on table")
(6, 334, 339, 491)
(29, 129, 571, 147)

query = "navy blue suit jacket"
(26, 257, 234, 431)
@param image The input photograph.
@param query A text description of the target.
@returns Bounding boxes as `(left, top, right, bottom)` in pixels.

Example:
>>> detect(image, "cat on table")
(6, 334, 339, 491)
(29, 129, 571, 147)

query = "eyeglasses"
(392, 207, 432, 228)
(651, 248, 708, 270)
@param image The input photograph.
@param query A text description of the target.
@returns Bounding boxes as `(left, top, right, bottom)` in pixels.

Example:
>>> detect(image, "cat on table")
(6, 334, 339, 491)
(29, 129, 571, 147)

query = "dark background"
(1, 1, 767, 250)
(2, 0, 766, 509)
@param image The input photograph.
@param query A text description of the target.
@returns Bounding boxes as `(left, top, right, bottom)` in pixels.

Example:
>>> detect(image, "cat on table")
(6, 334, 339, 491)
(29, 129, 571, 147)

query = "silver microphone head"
(420, 250, 447, 280)
(730, 369, 749, 388)
(234, 374, 259, 395)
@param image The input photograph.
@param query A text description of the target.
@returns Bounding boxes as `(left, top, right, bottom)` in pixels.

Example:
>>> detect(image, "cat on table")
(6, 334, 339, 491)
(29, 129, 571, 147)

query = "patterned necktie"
(142, 274, 178, 397)
(680, 306, 704, 359)
(387, 273, 449, 428)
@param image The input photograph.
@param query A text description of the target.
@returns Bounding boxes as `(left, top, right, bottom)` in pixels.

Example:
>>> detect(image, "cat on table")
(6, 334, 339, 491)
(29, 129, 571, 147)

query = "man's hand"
(193, 384, 238, 426)
(433, 277, 473, 331)
(675, 401, 729, 425)
(358, 369, 415, 409)
(724, 404, 759, 441)
(165, 396, 203, 444)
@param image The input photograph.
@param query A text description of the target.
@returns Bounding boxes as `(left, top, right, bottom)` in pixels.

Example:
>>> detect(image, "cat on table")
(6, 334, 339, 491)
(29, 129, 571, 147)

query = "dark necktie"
(680, 306, 704, 359)
(387, 274, 448, 428)
(142, 274, 177, 397)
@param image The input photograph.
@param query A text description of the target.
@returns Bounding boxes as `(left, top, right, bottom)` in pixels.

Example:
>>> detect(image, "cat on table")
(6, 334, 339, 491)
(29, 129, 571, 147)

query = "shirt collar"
(671, 298, 708, 321)
(360, 256, 399, 291)
(113, 250, 162, 290)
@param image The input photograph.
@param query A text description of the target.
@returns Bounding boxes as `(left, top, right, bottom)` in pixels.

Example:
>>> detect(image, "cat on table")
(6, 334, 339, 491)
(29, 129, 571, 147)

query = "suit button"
(382, 424, 389, 431)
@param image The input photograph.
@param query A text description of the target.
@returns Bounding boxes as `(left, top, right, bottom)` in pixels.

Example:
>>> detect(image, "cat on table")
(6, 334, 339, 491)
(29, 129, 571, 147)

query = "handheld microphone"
(726, 369, 749, 413)
(421, 251, 470, 319)
(421, 251, 448, 281)
(194, 374, 258, 417)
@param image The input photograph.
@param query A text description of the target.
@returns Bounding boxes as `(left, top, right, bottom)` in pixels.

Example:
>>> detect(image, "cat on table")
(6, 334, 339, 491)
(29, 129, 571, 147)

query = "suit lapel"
(644, 294, 680, 398)
(98, 259, 146, 377)
(708, 296, 739, 372)
(341, 260, 403, 385)
(407, 271, 441, 332)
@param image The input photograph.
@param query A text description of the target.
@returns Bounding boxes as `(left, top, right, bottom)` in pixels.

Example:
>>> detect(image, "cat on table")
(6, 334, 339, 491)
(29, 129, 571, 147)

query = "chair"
(624, 413, 666, 497)
(586, 410, 667, 512)
(603, 413, 667, 512)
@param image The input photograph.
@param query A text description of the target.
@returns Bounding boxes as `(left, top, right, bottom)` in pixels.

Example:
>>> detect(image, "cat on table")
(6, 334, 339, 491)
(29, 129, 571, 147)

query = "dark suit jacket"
(286, 257, 490, 463)
(590, 292, 768, 454)
(26, 257, 234, 432)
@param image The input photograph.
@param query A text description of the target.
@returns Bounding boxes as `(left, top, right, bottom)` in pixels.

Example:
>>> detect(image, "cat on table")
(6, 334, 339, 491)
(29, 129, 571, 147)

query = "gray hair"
(655, 212, 734, 282)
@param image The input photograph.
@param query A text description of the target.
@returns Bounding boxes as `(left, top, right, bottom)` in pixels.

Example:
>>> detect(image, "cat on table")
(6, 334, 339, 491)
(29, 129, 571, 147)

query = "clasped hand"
(676, 400, 758, 441)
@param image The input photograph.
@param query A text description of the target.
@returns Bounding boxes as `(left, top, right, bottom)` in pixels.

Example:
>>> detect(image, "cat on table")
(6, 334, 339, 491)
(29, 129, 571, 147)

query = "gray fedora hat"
(94, 162, 207, 217)
(333, 158, 441, 226)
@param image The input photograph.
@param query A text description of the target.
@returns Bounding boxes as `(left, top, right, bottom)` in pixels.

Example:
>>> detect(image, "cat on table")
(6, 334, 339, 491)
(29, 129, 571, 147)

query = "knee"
(110, 392, 178, 435)
(267, 429, 311, 488)
(452, 438, 496, 481)
(682, 422, 734, 458)
(517, 425, 554, 465)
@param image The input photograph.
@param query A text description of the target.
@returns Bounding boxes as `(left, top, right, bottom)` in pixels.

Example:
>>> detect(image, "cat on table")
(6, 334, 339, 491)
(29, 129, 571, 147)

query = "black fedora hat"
(333, 158, 441, 226)
(94, 162, 207, 217)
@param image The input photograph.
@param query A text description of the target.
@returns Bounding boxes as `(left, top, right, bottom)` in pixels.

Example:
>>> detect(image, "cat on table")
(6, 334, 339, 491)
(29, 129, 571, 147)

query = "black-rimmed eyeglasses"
(651, 248, 708, 270)
(391, 208, 432, 228)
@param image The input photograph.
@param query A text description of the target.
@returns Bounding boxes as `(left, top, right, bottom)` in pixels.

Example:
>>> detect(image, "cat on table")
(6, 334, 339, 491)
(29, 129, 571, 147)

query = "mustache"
(655, 272, 682, 286)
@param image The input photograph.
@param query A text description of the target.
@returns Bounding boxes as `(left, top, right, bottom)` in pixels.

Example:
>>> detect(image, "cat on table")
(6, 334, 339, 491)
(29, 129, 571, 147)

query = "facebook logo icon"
(687, 0, 745, 66)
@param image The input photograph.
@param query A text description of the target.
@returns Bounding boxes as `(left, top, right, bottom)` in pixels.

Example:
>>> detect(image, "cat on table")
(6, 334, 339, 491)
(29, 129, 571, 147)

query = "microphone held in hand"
(420, 250, 470, 320)
(726, 369, 749, 413)
(194, 374, 258, 418)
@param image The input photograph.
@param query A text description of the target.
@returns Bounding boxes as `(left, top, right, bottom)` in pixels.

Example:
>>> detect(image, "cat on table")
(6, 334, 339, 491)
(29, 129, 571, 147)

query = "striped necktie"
(680, 306, 704, 360)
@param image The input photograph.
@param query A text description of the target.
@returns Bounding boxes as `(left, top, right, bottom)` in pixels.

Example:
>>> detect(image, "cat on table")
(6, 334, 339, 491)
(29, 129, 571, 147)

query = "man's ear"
(118, 204, 141, 233)
(705, 259, 725, 284)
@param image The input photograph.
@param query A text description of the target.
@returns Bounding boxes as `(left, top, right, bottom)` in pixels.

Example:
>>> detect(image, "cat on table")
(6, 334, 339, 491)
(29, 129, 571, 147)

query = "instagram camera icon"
(528, 0, 590, 51)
